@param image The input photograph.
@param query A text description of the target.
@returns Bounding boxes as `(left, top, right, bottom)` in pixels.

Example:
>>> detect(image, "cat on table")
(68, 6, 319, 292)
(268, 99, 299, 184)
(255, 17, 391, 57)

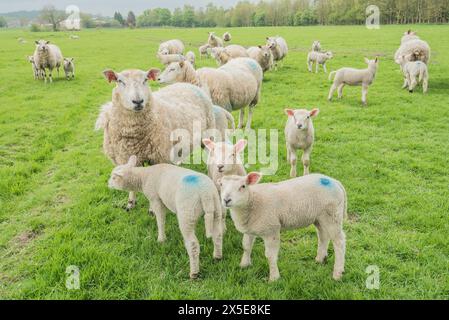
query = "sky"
(0, 0, 244, 16)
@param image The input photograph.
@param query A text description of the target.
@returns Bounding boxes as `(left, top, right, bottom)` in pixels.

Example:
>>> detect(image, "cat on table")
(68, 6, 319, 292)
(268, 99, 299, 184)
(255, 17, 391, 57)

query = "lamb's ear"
(234, 139, 247, 153)
(258, 45, 262, 48)
(309, 108, 320, 118)
(127, 155, 137, 167)
(147, 68, 160, 81)
(45, 40, 50, 44)
(70, 58, 74, 62)
(375, 56, 379, 63)
(246, 172, 262, 185)
(103, 69, 118, 83)
(202, 138, 215, 151)
(364, 57, 370, 64)
(284, 108, 294, 117)
(35, 40, 39, 45)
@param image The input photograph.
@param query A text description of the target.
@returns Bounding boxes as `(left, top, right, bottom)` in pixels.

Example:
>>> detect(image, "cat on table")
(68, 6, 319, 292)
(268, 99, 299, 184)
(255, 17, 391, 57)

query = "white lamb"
(266, 36, 288, 70)
(208, 32, 224, 48)
(27, 55, 41, 80)
(63, 57, 75, 80)
(219, 172, 347, 281)
(108, 156, 223, 279)
(33, 40, 64, 83)
(284, 108, 319, 177)
(398, 57, 429, 93)
(247, 45, 274, 73)
(328, 57, 379, 106)
(307, 51, 333, 73)
(158, 39, 184, 55)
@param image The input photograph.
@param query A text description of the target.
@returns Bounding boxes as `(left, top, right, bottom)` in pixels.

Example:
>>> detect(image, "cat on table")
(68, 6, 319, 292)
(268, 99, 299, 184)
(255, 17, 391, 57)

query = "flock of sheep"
(27, 28, 431, 282)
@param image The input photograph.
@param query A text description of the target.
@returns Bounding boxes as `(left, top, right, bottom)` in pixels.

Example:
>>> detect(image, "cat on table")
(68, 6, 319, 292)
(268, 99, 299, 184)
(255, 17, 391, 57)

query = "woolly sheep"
(157, 58, 263, 129)
(284, 108, 320, 177)
(95, 68, 218, 210)
(208, 32, 224, 48)
(33, 40, 64, 83)
(185, 51, 196, 67)
(307, 51, 333, 73)
(398, 57, 429, 93)
(266, 36, 288, 69)
(312, 40, 321, 52)
(247, 45, 274, 73)
(199, 44, 211, 59)
(212, 45, 249, 66)
(394, 33, 430, 65)
(108, 156, 223, 279)
(70, 35, 79, 40)
(63, 57, 75, 80)
(328, 57, 379, 106)
(219, 172, 347, 281)
(156, 52, 184, 65)
(223, 32, 232, 42)
(158, 39, 185, 55)
(27, 55, 41, 80)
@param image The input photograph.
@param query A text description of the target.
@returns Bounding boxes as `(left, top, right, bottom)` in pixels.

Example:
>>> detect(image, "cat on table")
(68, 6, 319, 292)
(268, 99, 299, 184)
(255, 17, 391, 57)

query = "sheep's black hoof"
(409, 90, 413, 93)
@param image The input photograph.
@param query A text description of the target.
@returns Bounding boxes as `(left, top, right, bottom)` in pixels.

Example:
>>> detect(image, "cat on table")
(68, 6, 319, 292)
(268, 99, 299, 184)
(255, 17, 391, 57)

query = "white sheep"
(33, 40, 64, 83)
(219, 172, 347, 281)
(266, 36, 288, 70)
(185, 51, 196, 67)
(312, 40, 321, 52)
(63, 57, 75, 80)
(398, 57, 429, 93)
(394, 31, 430, 65)
(208, 32, 224, 48)
(158, 39, 185, 55)
(157, 58, 263, 129)
(247, 45, 274, 73)
(95, 68, 218, 210)
(284, 108, 319, 177)
(223, 32, 232, 42)
(199, 44, 211, 59)
(70, 35, 79, 40)
(27, 55, 41, 80)
(328, 57, 379, 106)
(212, 45, 249, 66)
(108, 156, 223, 279)
(307, 51, 333, 73)
(156, 52, 184, 65)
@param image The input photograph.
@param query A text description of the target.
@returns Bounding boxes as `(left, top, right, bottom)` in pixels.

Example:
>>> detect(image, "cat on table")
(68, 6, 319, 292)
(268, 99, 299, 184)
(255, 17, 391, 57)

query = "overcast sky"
(0, 0, 244, 16)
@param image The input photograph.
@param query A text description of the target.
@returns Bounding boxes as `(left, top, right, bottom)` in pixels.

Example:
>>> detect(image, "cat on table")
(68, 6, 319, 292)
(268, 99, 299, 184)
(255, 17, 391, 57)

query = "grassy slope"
(0, 25, 448, 299)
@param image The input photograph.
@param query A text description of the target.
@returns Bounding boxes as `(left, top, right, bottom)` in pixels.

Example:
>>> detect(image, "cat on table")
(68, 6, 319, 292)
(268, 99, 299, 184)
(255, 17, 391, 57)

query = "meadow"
(0, 25, 448, 299)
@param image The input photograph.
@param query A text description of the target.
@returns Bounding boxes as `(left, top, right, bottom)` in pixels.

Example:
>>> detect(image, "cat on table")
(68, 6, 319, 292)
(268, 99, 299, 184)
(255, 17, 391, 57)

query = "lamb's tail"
(94, 102, 113, 131)
(418, 64, 426, 83)
(335, 180, 348, 221)
(201, 193, 222, 239)
(328, 71, 336, 81)
(221, 107, 235, 131)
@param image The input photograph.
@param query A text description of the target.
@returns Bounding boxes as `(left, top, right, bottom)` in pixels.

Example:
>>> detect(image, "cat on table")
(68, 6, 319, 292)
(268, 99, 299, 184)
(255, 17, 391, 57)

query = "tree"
(114, 12, 125, 26)
(81, 13, 95, 28)
(127, 11, 136, 28)
(0, 16, 7, 28)
(40, 5, 66, 31)
(183, 5, 196, 27)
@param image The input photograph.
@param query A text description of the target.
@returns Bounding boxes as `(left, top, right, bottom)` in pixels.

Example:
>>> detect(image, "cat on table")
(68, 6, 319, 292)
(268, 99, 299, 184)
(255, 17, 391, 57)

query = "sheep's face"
(103, 69, 160, 112)
(203, 139, 247, 175)
(35, 40, 50, 52)
(108, 156, 137, 190)
(285, 108, 319, 130)
(325, 51, 334, 59)
(365, 57, 379, 70)
(258, 45, 272, 59)
(266, 37, 277, 49)
(208, 32, 216, 42)
(219, 173, 262, 208)
(63, 58, 74, 68)
(159, 48, 169, 55)
(312, 41, 321, 51)
(158, 62, 185, 85)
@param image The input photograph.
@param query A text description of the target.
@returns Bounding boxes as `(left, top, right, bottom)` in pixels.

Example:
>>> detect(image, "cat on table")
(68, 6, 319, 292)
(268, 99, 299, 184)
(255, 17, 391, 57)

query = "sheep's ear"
(234, 139, 247, 153)
(45, 40, 50, 44)
(258, 45, 262, 48)
(202, 138, 215, 151)
(246, 172, 262, 185)
(309, 108, 320, 118)
(284, 108, 294, 117)
(364, 57, 370, 64)
(113, 168, 124, 177)
(35, 40, 39, 45)
(64, 58, 68, 62)
(147, 68, 160, 81)
(70, 58, 74, 62)
(127, 155, 137, 167)
(103, 70, 118, 83)
(375, 57, 379, 63)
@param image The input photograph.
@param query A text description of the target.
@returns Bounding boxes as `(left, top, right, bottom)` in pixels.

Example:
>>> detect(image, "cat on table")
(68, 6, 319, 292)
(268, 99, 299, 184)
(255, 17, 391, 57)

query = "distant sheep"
(212, 45, 249, 66)
(185, 51, 196, 67)
(199, 44, 211, 59)
(33, 40, 64, 83)
(158, 39, 184, 55)
(223, 32, 232, 42)
(70, 35, 79, 40)
(266, 36, 288, 69)
(307, 51, 333, 73)
(208, 32, 224, 48)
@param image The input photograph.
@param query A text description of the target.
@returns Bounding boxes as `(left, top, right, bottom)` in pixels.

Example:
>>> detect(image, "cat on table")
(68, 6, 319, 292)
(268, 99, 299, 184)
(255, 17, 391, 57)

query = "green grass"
(0, 25, 448, 299)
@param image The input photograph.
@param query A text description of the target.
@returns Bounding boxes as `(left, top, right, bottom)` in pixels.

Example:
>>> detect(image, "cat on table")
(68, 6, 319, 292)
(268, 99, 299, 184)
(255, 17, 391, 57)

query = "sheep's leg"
(302, 147, 312, 175)
(126, 191, 137, 211)
(307, 61, 312, 72)
(423, 76, 428, 93)
(245, 106, 254, 130)
(151, 199, 167, 243)
(48, 68, 53, 83)
(212, 209, 223, 260)
(289, 149, 297, 178)
(409, 78, 417, 92)
(328, 83, 337, 101)
(286, 143, 291, 162)
(240, 234, 256, 268)
(238, 108, 245, 129)
(262, 232, 281, 282)
(314, 221, 330, 263)
(402, 77, 408, 89)
(329, 227, 346, 281)
(323, 63, 327, 73)
(315, 62, 319, 73)
(361, 84, 368, 106)
(221, 206, 227, 233)
(337, 84, 345, 99)
(178, 215, 200, 279)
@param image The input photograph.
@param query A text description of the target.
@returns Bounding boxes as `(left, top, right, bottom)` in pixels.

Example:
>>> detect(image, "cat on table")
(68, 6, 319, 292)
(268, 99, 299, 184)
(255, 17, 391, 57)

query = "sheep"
(247, 45, 274, 73)
(63, 57, 75, 80)
(284, 108, 319, 177)
(156, 52, 184, 65)
(70, 35, 79, 40)
(398, 57, 429, 93)
(108, 156, 223, 279)
(27, 55, 41, 80)
(401, 30, 420, 44)
(95, 68, 219, 210)
(328, 57, 379, 106)
(394, 35, 430, 65)
(266, 36, 288, 70)
(157, 58, 263, 129)
(185, 51, 196, 68)
(219, 172, 347, 281)
(199, 44, 211, 59)
(18, 37, 27, 44)
(33, 40, 63, 83)
(312, 40, 321, 52)
(307, 51, 333, 73)
(208, 32, 224, 48)
(158, 39, 185, 55)
(223, 32, 232, 42)
(212, 45, 249, 66)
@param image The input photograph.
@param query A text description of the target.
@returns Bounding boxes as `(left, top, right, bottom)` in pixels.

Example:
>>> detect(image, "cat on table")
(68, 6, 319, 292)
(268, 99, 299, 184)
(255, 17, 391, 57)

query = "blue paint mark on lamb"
(319, 177, 333, 187)
(183, 174, 200, 185)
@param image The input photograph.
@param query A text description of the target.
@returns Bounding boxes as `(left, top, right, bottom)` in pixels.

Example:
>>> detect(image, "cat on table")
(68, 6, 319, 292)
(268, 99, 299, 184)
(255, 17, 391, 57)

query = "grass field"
(0, 25, 448, 299)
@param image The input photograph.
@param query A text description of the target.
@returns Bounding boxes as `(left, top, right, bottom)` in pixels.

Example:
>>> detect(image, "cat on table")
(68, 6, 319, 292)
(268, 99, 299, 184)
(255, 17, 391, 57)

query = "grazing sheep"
(212, 45, 249, 66)
(394, 32, 430, 65)
(307, 51, 333, 73)
(108, 156, 223, 279)
(158, 39, 185, 55)
(27, 55, 41, 80)
(157, 58, 263, 129)
(208, 32, 224, 48)
(398, 57, 429, 93)
(185, 51, 196, 67)
(70, 35, 79, 40)
(312, 40, 321, 52)
(284, 108, 319, 177)
(266, 36, 288, 69)
(18, 37, 27, 44)
(156, 52, 184, 65)
(328, 57, 379, 106)
(219, 172, 347, 281)
(401, 30, 420, 44)
(33, 40, 63, 83)
(199, 44, 211, 59)
(95, 68, 218, 210)
(223, 32, 232, 42)
(63, 57, 75, 80)
(247, 45, 274, 73)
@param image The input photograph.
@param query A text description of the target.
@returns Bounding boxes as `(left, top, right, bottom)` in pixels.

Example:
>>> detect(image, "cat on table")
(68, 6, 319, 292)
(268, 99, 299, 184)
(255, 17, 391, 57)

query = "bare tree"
(40, 5, 66, 31)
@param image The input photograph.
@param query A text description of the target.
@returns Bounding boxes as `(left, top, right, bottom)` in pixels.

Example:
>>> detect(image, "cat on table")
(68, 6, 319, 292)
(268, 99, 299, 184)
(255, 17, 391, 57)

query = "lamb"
(220, 172, 347, 281)
(208, 32, 224, 48)
(398, 57, 429, 93)
(199, 44, 211, 59)
(156, 52, 184, 65)
(95, 68, 218, 210)
(394, 32, 430, 65)
(185, 51, 196, 67)
(63, 57, 75, 80)
(266, 36, 288, 69)
(307, 51, 333, 73)
(212, 45, 249, 66)
(108, 156, 223, 279)
(157, 58, 263, 129)
(312, 40, 321, 52)
(70, 35, 79, 40)
(284, 108, 319, 177)
(328, 57, 379, 106)
(247, 45, 274, 73)
(33, 40, 64, 83)
(158, 39, 185, 55)
(223, 32, 232, 42)
(27, 55, 41, 80)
